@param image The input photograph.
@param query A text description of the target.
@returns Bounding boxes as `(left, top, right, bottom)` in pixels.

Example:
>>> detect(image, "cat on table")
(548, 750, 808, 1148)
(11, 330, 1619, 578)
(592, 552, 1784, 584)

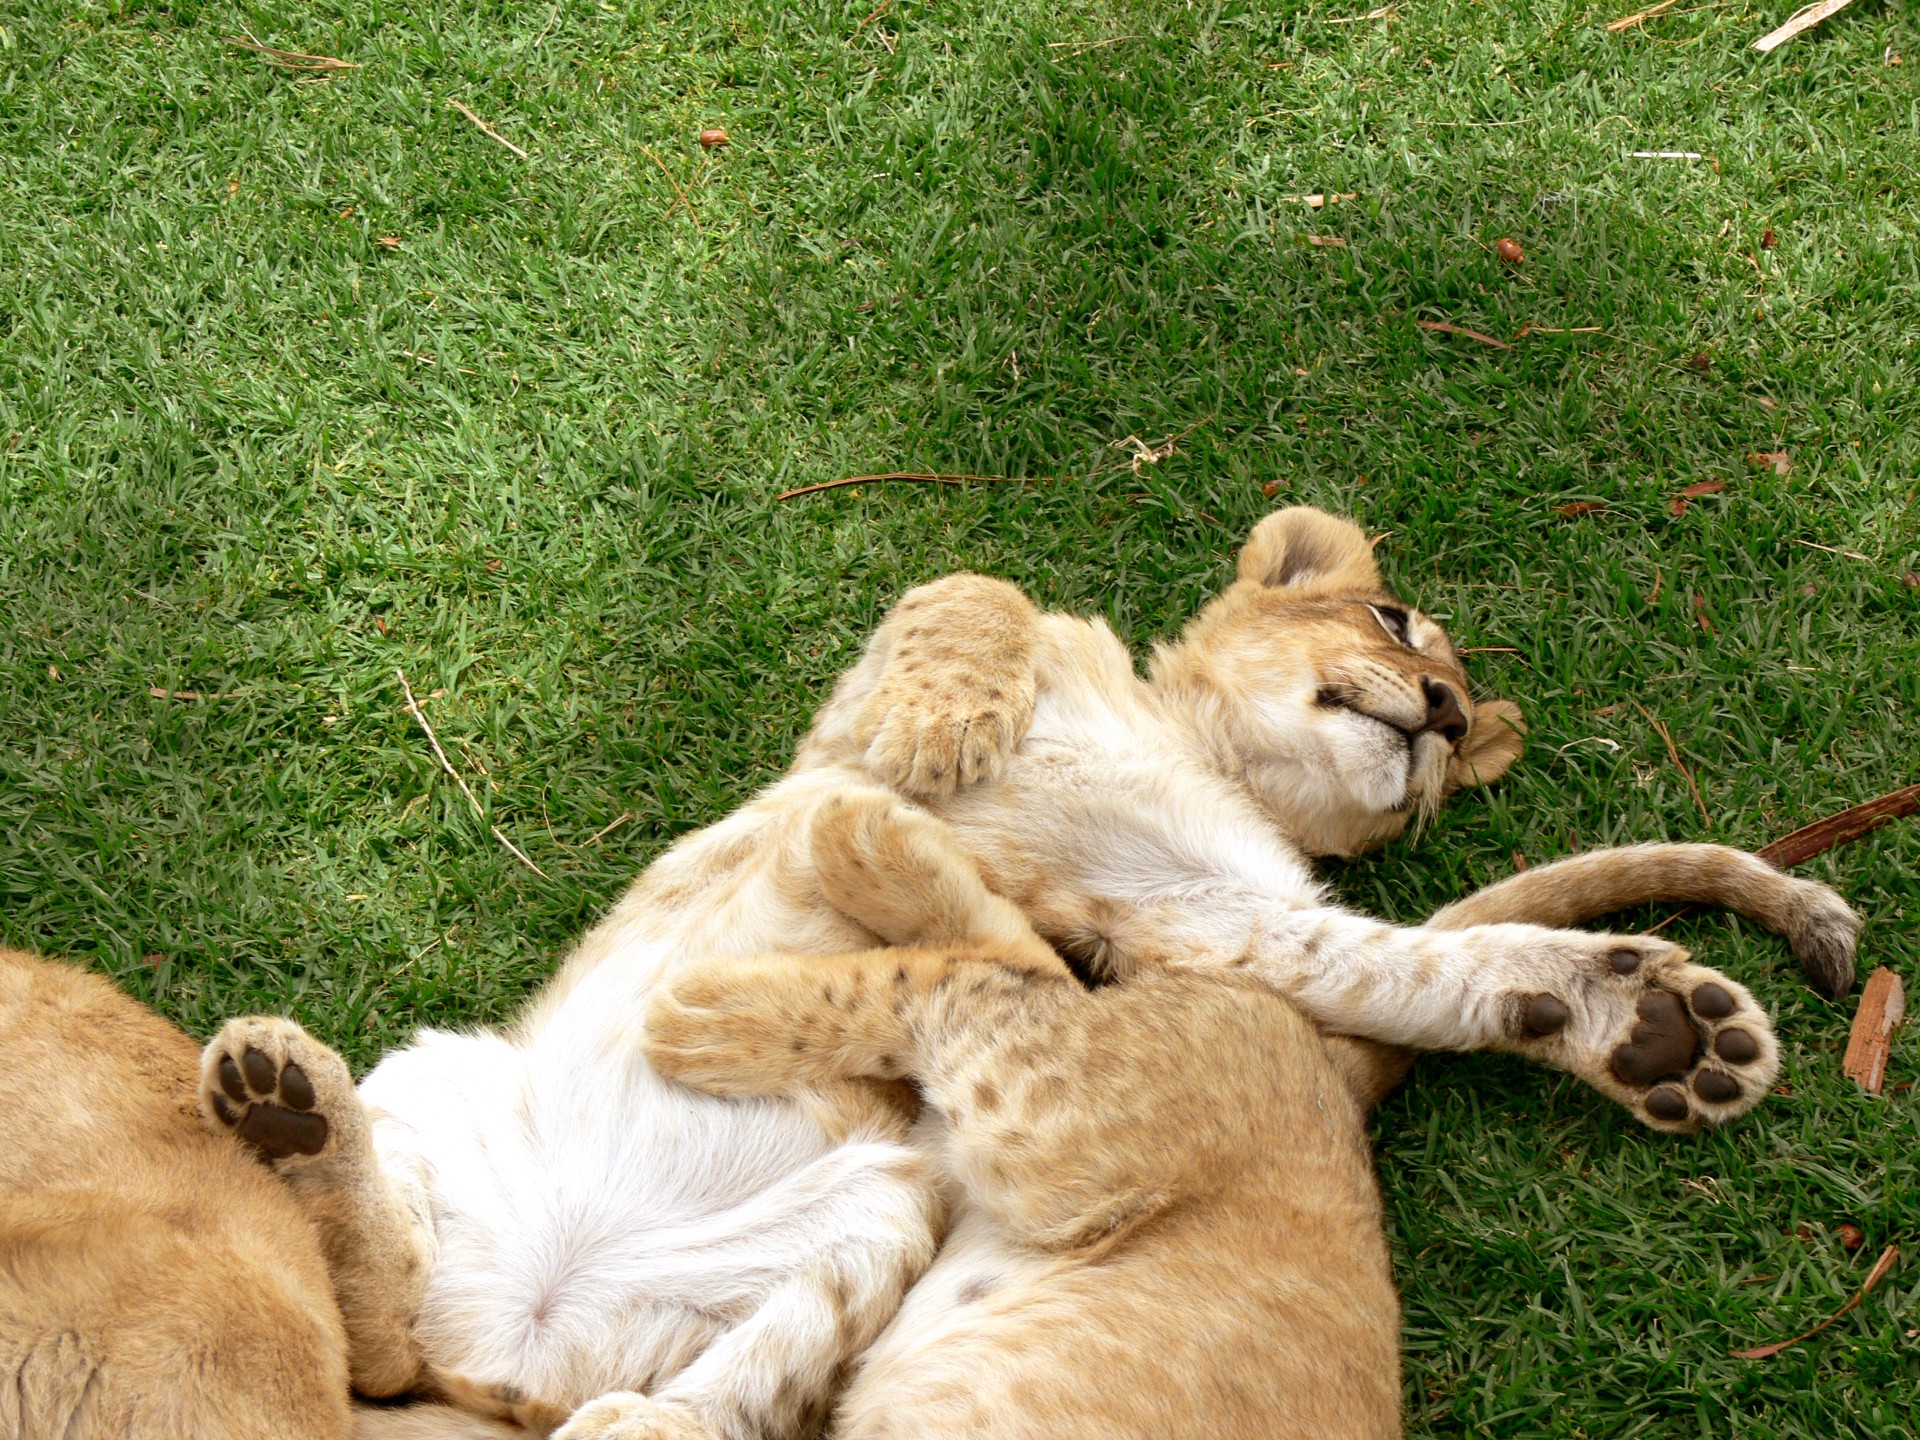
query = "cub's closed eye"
(1367, 604, 1412, 646)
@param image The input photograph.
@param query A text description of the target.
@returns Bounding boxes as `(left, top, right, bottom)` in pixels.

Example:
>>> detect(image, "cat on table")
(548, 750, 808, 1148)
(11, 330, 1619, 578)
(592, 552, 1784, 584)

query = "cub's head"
(1150, 506, 1524, 858)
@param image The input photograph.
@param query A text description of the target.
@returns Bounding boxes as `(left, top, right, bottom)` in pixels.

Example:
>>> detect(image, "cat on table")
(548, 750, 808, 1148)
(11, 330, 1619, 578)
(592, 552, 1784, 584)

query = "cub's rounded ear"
(1447, 700, 1525, 790)
(1236, 507, 1381, 592)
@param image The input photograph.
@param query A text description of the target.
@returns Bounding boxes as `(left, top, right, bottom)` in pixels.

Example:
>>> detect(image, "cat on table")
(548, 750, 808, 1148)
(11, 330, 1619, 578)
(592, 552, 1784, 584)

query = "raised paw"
(1507, 936, 1780, 1134)
(200, 1015, 360, 1162)
(863, 687, 1030, 799)
(554, 1392, 717, 1440)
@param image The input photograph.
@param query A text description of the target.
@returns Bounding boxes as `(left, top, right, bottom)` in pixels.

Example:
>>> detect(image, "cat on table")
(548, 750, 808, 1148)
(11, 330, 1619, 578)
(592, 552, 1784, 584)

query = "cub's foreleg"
(200, 1017, 430, 1399)
(795, 573, 1041, 797)
(1158, 898, 1778, 1133)
(1427, 842, 1860, 997)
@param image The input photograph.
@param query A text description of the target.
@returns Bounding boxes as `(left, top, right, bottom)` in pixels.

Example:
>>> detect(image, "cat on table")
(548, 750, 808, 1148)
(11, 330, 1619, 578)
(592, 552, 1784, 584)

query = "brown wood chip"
(1842, 968, 1906, 1095)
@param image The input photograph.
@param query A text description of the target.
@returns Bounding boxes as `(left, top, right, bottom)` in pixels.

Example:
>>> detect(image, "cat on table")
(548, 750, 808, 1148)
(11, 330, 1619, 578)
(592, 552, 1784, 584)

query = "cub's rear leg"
(1429, 842, 1862, 996)
(807, 790, 1064, 975)
(201, 1017, 429, 1399)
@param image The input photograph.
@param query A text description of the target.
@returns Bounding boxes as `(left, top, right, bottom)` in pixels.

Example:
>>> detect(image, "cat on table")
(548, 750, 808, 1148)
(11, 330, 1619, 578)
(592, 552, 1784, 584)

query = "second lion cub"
(647, 797, 1403, 1439)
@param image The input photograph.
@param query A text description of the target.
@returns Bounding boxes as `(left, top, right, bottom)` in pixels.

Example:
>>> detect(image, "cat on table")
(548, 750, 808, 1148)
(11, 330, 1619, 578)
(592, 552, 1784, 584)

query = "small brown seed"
(699, 127, 730, 148)
(1495, 237, 1524, 264)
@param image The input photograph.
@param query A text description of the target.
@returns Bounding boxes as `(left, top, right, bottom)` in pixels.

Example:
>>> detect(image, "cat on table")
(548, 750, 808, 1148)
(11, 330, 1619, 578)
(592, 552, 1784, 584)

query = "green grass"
(2, 0, 1917, 1431)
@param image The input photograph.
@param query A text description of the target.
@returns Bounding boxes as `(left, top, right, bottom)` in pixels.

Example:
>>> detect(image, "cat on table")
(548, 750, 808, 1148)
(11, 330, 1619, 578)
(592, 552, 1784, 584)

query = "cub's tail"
(1426, 843, 1859, 996)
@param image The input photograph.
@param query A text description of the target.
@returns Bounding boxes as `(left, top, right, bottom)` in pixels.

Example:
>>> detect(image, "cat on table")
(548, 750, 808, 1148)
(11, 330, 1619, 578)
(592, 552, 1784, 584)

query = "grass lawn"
(3, 0, 1917, 1431)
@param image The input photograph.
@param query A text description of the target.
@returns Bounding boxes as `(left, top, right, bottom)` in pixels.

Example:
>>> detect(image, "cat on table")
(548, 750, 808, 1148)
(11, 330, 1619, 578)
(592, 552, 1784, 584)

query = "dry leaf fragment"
(1902, 572, 1920, 590)
(1757, 784, 1920, 868)
(1556, 501, 1605, 518)
(1733, 1245, 1899, 1359)
(1757, 395, 1777, 410)
(1512, 851, 1529, 872)
(1669, 495, 1690, 517)
(1306, 234, 1348, 248)
(1687, 351, 1712, 373)
(1837, 1223, 1866, 1252)
(1841, 968, 1905, 1094)
(1761, 227, 1778, 249)
(1747, 450, 1792, 474)
(1289, 192, 1358, 209)
(1262, 480, 1285, 496)
(1681, 480, 1726, 497)
(1495, 237, 1524, 263)
(1693, 592, 1715, 634)
(376, 236, 401, 249)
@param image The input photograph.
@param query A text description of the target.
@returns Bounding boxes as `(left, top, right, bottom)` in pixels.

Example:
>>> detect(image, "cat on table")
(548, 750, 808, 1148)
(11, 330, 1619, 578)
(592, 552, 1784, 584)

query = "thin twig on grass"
(222, 34, 359, 70)
(778, 418, 1212, 502)
(1327, 4, 1396, 23)
(639, 145, 701, 234)
(1733, 1245, 1900, 1358)
(1046, 34, 1140, 50)
(1752, 0, 1858, 53)
(776, 472, 1044, 502)
(448, 100, 530, 160)
(396, 667, 547, 877)
(1607, 0, 1679, 30)
(1416, 319, 1511, 350)
(150, 686, 232, 701)
(1632, 701, 1711, 827)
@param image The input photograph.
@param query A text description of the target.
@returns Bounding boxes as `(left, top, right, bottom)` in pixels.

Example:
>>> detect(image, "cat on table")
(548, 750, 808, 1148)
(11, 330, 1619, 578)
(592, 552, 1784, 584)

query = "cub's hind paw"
(1509, 938, 1779, 1134)
(200, 1016, 359, 1162)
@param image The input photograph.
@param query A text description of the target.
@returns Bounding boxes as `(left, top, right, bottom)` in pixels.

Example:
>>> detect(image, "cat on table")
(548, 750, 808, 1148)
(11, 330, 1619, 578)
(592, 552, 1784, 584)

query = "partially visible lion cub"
(646, 796, 1405, 1439)
(0, 947, 353, 1440)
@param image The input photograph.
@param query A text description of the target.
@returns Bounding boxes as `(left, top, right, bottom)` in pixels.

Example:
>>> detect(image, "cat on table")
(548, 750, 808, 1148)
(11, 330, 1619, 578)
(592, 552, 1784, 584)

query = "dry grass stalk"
(221, 35, 359, 71)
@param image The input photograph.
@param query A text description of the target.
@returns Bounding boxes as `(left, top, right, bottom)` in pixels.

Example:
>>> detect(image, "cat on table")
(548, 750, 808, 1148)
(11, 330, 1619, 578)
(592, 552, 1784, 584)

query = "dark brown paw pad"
(212, 1047, 329, 1160)
(1609, 991, 1700, 1087)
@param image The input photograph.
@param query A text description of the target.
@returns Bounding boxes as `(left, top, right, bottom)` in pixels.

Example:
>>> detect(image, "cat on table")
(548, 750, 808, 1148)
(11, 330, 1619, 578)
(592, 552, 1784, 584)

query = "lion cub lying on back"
(647, 796, 1407, 1439)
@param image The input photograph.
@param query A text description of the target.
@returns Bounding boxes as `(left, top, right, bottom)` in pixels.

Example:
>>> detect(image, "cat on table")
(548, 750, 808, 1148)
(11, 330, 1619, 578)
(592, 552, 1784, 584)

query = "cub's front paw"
(555, 1393, 717, 1440)
(1507, 936, 1779, 1134)
(200, 1016, 361, 1162)
(860, 675, 1032, 800)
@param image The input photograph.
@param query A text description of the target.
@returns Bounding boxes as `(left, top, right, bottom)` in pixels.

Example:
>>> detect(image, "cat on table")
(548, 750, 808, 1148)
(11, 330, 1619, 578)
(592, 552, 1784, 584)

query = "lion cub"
(647, 799, 1403, 1439)
(0, 948, 352, 1440)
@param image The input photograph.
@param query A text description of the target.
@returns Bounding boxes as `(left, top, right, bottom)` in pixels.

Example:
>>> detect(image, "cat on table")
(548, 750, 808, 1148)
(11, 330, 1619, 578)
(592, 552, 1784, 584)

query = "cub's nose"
(1418, 679, 1470, 744)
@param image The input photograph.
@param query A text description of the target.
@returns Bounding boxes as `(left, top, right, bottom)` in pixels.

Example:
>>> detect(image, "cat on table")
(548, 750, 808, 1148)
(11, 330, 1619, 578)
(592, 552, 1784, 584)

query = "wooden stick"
(1753, 0, 1858, 52)
(1756, 784, 1920, 867)
(448, 100, 530, 160)
(1416, 319, 1512, 350)
(1841, 968, 1906, 1095)
(1632, 700, 1711, 827)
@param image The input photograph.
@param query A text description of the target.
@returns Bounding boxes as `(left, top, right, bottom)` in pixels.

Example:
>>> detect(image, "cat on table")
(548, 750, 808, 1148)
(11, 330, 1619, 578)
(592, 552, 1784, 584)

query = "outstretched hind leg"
(201, 1017, 430, 1398)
